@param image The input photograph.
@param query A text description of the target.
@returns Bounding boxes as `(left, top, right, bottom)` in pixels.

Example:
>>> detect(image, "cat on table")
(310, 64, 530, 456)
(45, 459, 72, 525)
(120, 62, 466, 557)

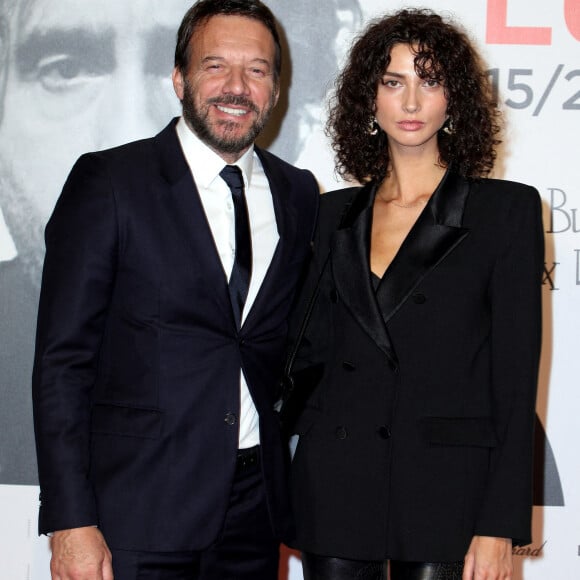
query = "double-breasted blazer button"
(224, 412, 237, 426)
(412, 292, 426, 304)
(330, 289, 339, 303)
(378, 426, 392, 439)
(335, 426, 348, 440)
(342, 361, 356, 371)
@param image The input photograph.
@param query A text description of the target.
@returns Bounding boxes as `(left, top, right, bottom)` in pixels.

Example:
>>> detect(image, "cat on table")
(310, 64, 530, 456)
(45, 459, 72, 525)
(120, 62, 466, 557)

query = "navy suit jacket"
(33, 119, 319, 550)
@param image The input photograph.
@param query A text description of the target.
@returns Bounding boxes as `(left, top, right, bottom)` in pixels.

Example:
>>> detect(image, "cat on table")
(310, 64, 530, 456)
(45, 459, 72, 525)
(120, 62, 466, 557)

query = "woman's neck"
(379, 151, 446, 207)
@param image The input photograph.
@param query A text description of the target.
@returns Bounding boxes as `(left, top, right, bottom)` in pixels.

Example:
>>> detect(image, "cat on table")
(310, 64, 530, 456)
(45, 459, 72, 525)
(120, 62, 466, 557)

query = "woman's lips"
(397, 120, 425, 131)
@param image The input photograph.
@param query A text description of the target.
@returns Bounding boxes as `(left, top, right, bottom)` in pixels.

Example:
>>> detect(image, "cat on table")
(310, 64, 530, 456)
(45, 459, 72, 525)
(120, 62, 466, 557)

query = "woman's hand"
(463, 535, 512, 580)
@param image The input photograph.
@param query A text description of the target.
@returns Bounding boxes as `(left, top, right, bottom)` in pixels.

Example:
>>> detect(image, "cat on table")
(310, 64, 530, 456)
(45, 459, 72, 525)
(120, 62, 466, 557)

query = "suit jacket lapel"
(376, 170, 470, 323)
(241, 148, 296, 330)
(331, 183, 398, 365)
(153, 119, 234, 323)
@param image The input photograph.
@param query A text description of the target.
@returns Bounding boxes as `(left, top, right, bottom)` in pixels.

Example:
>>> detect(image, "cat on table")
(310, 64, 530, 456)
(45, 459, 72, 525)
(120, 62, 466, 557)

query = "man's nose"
(222, 67, 250, 95)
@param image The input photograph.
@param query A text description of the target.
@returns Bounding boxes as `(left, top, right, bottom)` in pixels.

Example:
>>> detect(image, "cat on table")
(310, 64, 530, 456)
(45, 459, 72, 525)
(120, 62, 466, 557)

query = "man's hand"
(463, 535, 512, 580)
(50, 526, 113, 580)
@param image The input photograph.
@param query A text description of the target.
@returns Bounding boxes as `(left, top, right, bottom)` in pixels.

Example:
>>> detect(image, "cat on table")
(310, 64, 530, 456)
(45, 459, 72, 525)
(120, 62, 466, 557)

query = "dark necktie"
(220, 165, 252, 327)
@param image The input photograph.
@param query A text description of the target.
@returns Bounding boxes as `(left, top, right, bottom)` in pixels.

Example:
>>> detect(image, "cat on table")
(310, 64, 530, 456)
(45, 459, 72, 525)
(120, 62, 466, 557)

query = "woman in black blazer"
(282, 9, 543, 580)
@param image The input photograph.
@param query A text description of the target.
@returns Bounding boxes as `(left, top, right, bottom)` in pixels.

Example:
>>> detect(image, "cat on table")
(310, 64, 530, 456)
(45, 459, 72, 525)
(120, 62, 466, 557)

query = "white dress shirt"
(175, 117, 279, 449)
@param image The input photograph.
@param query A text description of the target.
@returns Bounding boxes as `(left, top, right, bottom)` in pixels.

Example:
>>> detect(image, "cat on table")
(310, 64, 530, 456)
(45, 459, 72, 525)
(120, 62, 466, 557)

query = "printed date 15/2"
(487, 66, 580, 116)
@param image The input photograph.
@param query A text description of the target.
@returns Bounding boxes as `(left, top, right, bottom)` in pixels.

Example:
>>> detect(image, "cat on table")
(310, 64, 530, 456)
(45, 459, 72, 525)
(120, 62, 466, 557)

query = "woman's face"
(374, 43, 448, 155)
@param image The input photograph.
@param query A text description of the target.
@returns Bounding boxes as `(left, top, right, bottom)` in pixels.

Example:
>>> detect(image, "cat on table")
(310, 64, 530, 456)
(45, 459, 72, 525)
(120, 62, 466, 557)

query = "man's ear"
(172, 66, 185, 101)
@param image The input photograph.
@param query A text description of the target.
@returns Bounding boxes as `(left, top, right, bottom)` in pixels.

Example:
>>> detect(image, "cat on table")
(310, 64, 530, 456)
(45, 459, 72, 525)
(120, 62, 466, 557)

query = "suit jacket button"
(330, 289, 339, 303)
(224, 412, 237, 426)
(342, 361, 356, 371)
(378, 426, 392, 439)
(412, 292, 426, 304)
(335, 426, 348, 440)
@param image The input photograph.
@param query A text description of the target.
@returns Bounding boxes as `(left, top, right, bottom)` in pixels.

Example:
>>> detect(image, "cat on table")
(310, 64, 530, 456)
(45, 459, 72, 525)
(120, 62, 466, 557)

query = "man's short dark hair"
(175, 0, 282, 85)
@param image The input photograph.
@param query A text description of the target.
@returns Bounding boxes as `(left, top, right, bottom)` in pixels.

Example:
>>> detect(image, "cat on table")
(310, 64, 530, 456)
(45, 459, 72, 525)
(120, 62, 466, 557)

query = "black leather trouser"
(302, 552, 464, 580)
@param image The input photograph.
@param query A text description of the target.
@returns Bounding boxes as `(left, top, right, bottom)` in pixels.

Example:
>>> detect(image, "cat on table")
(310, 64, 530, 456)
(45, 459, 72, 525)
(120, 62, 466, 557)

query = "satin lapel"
(153, 120, 233, 322)
(331, 183, 397, 365)
(242, 148, 296, 330)
(376, 170, 470, 324)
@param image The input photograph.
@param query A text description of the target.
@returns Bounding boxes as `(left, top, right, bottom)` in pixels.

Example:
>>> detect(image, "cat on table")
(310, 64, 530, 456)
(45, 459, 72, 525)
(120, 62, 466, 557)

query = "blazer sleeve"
(33, 153, 118, 534)
(280, 188, 355, 431)
(474, 186, 544, 546)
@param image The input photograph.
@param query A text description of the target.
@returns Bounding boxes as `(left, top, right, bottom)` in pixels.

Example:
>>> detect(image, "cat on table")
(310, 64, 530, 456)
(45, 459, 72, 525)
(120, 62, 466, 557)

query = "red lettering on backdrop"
(486, 0, 551, 45)
(565, 0, 580, 40)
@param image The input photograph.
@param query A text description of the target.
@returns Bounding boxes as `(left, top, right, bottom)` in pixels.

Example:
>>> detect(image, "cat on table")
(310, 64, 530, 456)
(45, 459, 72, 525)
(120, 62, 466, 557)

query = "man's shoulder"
(255, 146, 314, 182)
(255, 147, 320, 216)
(71, 120, 180, 179)
(92, 120, 175, 161)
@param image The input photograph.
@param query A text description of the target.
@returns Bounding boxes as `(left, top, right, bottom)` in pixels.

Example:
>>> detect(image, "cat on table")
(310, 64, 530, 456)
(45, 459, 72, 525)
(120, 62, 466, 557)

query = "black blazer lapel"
(376, 170, 470, 323)
(153, 119, 234, 323)
(330, 183, 397, 366)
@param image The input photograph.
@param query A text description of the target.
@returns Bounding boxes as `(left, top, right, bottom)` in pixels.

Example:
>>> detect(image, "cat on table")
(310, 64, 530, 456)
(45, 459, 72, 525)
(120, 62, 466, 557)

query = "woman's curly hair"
(327, 9, 501, 183)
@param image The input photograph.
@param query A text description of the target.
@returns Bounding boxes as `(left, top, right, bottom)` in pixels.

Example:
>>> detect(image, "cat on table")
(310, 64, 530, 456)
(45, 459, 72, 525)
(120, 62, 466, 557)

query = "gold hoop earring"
(368, 117, 379, 136)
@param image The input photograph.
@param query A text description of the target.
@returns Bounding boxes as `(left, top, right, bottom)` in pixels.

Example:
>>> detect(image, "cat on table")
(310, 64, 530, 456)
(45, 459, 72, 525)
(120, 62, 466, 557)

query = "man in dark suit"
(32, 1, 318, 578)
(0, 0, 359, 488)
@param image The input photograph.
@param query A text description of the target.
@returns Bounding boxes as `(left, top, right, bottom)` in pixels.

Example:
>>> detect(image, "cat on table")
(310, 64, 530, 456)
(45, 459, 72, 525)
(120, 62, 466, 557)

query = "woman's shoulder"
(467, 176, 541, 213)
(320, 186, 361, 206)
(464, 176, 542, 230)
(319, 186, 361, 223)
(468, 176, 539, 200)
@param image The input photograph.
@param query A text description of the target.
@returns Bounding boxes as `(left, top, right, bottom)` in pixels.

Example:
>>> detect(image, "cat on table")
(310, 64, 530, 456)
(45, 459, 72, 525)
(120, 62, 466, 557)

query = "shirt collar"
(175, 117, 255, 189)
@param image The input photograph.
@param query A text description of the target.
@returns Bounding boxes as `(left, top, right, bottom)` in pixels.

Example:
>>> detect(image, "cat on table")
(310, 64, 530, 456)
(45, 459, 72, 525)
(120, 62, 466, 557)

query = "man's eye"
(35, 55, 91, 91)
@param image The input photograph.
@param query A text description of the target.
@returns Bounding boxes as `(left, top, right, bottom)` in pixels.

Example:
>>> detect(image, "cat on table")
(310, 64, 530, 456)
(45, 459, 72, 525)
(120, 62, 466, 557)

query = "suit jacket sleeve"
(474, 186, 544, 545)
(33, 153, 117, 533)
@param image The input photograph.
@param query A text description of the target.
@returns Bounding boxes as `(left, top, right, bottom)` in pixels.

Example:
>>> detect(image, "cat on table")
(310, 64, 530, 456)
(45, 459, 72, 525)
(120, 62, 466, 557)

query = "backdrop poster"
(0, 1, 578, 578)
